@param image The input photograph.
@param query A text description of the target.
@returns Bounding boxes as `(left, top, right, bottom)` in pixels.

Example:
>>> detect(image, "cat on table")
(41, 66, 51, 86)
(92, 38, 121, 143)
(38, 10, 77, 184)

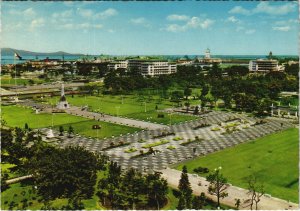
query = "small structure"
(56, 83, 70, 109)
(46, 129, 55, 139)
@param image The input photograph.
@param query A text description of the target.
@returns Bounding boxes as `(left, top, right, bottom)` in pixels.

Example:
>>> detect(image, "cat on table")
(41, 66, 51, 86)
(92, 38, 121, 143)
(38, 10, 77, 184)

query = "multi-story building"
(107, 60, 128, 70)
(114, 59, 178, 76)
(249, 59, 279, 73)
(140, 61, 176, 76)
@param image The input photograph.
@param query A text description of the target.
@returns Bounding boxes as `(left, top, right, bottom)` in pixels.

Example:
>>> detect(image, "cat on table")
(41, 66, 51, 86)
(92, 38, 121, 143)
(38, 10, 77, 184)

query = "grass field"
(1, 171, 105, 210)
(1, 77, 43, 86)
(45, 95, 198, 125)
(2, 105, 140, 139)
(174, 128, 299, 203)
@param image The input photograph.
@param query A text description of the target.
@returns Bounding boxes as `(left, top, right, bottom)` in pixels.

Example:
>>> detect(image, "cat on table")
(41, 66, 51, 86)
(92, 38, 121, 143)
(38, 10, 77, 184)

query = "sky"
(2, 1, 299, 55)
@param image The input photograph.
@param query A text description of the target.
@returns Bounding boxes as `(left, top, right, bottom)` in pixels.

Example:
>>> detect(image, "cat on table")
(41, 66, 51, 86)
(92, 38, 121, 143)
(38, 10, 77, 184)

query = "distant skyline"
(2, 1, 299, 55)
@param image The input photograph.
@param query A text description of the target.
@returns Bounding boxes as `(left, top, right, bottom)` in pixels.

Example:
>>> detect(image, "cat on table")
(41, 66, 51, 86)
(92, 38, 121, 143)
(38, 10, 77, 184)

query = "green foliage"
(206, 168, 228, 207)
(142, 139, 170, 148)
(97, 162, 168, 210)
(29, 146, 107, 200)
(177, 166, 193, 209)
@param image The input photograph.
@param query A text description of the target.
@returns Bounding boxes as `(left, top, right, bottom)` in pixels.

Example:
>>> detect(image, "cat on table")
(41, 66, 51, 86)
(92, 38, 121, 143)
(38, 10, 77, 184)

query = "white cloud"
(254, 2, 296, 16)
(226, 16, 241, 24)
(130, 17, 151, 28)
(165, 17, 214, 32)
(24, 8, 36, 17)
(275, 19, 298, 25)
(9, 7, 36, 18)
(30, 18, 45, 30)
(272, 26, 291, 32)
(167, 14, 189, 21)
(186, 17, 214, 29)
(95, 8, 118, 19)
(200, 19, 214, 29)
(3, 22, 23, 32)
(77, 8, 94, 18)
(165, 24, 185, 32)
(245, 29, 256, 34)
(58, 23, 103, 30)
(229, 6, 251, 16)
(229, 2, 296, 16)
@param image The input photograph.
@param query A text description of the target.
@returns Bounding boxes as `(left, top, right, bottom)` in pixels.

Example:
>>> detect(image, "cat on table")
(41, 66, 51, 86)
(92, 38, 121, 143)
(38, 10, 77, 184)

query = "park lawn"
(125, 110, 197, 125)
(2, 105, 140, 139)
(1, 77, 43, 86)
(174, 128, 299, 203)
(45, 94, 198, 124)
(46, 94, 173, 116)
(1, 171, 105, 210)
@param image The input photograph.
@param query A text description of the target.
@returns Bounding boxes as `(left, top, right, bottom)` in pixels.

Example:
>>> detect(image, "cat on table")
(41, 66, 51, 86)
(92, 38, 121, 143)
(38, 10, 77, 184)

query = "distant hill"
(1, 48, 84, 56)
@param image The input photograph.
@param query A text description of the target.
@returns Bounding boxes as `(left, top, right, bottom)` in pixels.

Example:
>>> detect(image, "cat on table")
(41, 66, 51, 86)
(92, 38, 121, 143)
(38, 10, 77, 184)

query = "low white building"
(140, 61, 176, 76)
(249, 59, 279, 73)
(107, 60, 128, 70)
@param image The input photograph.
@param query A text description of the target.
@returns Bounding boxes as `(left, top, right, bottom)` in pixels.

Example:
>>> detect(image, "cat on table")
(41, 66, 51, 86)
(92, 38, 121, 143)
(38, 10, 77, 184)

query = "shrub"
(193, 167, 209, 174)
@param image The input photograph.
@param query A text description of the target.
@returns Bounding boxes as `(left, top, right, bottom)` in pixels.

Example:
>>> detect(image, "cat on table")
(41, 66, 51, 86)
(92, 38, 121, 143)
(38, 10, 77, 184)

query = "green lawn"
(2, 105, 140, 139)
(1, 163, 18, 179)
(1, 171, 105, 210)
(45, 95, 198, 125)
(1, 77, 43, 86)
(174, 128, 299, 203)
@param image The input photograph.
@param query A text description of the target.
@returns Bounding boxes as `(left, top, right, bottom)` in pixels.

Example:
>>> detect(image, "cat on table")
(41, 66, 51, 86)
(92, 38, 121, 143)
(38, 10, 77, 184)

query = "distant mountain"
(1, 48, 84, 56)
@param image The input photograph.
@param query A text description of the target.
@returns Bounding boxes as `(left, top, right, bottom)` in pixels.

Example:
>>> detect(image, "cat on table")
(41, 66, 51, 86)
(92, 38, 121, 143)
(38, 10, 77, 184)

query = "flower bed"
(124, 147, 138, 153)
(180, 137, 203, 146)
(173, 136, 183, 141)
(152, 131, 175, 139)
(142, 139, 170, 148)
(167, 145, 176, 150)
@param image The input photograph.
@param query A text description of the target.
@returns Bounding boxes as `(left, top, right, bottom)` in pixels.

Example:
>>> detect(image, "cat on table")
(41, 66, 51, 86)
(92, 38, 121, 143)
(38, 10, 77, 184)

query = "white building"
(107, 60, 128, 70)
(140, 61, 177, 76)
(249, 59, 279, 73)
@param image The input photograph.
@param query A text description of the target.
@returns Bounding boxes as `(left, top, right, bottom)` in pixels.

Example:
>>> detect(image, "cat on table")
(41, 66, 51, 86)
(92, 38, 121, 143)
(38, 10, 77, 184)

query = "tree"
(193, 106, 199, 115)
(1, 173, 9, 192)
(24, 123, 29, 131)
(177, 166, 193, 209)
(59, 126, 64, 136)
(68, 126, 74, 138)
(29, 146, 105, 200)
(145, 172, 168, 210)
(184, 87, 192, 100)
(206, 167, 228, 208)
(235, 198, 241, 209)
(192, 192, 206, 209)
(246, 175, 265, 210)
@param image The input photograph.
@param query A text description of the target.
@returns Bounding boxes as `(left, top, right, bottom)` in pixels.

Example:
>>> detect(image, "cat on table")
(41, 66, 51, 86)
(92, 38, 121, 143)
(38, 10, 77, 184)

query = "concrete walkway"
(160, 168, 298, 210)
(66, 106, 167, 130)
(6, 174, 33, 185)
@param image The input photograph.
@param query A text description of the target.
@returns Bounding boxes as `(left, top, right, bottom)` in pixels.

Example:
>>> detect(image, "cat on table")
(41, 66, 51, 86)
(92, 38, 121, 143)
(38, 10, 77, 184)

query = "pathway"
(66, 106, 166, 130)
(160, 168, 298, 210)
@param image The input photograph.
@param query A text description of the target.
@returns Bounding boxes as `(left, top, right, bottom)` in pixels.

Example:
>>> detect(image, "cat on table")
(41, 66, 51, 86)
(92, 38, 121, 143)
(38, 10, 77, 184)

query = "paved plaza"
(38, 110, 293, 172)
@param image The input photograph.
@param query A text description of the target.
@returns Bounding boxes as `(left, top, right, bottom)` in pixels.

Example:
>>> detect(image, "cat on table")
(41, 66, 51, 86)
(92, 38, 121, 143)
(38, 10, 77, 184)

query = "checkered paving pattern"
(40, 111, 293, 172)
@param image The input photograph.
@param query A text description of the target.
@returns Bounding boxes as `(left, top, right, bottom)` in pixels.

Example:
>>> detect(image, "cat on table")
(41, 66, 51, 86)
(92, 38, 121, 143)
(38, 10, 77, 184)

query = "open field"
(1, 77, 43, 86)
(45, 94, 198, 124)
(1, 171, 105, 210)
(174, 128, 299, 203)
(1, 105, 140, 138)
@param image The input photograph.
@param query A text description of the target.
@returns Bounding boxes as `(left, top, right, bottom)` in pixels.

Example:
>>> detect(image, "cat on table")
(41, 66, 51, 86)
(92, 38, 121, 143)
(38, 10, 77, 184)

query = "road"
(160, 168, 298, 210)
(66, 106, 167, 130)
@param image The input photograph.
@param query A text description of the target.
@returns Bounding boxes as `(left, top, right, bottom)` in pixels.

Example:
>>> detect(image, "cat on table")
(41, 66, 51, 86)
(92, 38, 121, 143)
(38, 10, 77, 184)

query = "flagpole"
(14, 53, 18, 100)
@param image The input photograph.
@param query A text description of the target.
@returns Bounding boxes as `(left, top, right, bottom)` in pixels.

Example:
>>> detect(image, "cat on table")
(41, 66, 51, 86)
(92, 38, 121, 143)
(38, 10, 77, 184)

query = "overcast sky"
(2, 1, 298, 55)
